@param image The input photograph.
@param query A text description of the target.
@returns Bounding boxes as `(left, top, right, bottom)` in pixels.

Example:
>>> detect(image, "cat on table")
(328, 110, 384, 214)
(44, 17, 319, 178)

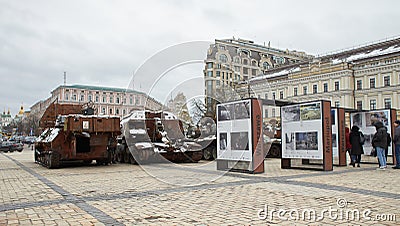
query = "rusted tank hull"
(35, 115, 120, 168)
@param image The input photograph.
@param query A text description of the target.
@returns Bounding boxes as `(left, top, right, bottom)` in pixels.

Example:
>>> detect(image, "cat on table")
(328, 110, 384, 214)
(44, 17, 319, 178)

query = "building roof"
(319, 36, 400, 63)
(56, 84, 145, 94)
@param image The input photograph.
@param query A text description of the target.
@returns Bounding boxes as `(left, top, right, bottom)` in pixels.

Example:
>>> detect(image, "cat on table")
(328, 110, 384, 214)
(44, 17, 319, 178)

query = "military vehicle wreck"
(117, 110, 203, 164)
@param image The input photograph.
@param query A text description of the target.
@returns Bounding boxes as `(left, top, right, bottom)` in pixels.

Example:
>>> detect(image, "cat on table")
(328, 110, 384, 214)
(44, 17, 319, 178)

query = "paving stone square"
(0, 147, 399, 225)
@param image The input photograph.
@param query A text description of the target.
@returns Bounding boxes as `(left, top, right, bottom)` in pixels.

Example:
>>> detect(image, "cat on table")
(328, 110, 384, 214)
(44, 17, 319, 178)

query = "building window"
(109, 109, 113, 114)
(334, 81, 339, 91)
(272, 92, 276, 100)
(384, 98, 391, 109)
(264, 93, 268, 99)
(72, 94, 77, 101)
(95, 95, 99, 103)
(243, 59, 248, 65)
(303, 86, 307, 95)
(216, 71, 220, 77)
(80, 95, 85, 102)
(102, 108, 106, 114)
(123, 109, 126, 115)
(252, 69, 257, 76)
(370, 78, 375, 88)
(323, 83, 328, 92)
(219, 54, 227, 63)
(263, 62, 270, 70)
(294, 87, 298, 96)
(207, 62, 213, 69)
(88, 95, 92, 102)
(110, 96, 113, 103)
(243, 67, 248, 74)
(116, 97, 120, 104)
(356, 80, 362, 90)
(335, 101, 340, 108)
(370, 99, 376, 110)
(102, 96, 106, 103)
(130, 97, 133, 105)
(356, 101, 363, 110)
(313, 84, 317, 94)
(207, 71, 213, 77)
(264, 109, 268, 118)
(280, 91, 283, 99)
(116, 109, 119, 115)
(136, 97, 140, 105)
(65, 93, 69, 101)
(234, 57, 240, 64)
(384, 76, 390, 86)
(272, 108, 276, 117)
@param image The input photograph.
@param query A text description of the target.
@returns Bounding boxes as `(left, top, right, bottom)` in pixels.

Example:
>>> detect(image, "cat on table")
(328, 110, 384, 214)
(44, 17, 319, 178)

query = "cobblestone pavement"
(1, 147, 399, 225)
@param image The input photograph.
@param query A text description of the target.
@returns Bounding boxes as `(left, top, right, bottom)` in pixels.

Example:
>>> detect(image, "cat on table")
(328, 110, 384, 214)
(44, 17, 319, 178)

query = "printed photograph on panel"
(331, 110, 336, 125)
(300, 102, 321, 121)
(218, 104, 233, 121)
(219, 133, 227, 150)
(363, 134, 373, 148)
(230, 132, 249, 150)
(234, 101, 250, 120)
(366, 111, 389, 127)
(285, 133, 295, 150)
(282, 105, 300, 122)
(352, 113, 362, 127)
(332, 134, 337, 148)
(295, 132, 318, 150)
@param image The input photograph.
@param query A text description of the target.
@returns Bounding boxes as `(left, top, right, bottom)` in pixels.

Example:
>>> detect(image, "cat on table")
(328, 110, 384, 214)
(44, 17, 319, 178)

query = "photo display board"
(281, 101, 324, 159)
(350, 109, 392, 156)
(217, 99, 253, 161)
(331, 109, 339, 158)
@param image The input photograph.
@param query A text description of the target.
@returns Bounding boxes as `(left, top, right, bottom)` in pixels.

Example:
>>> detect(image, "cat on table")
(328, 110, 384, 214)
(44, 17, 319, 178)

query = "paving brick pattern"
(0, 147, 399, 225)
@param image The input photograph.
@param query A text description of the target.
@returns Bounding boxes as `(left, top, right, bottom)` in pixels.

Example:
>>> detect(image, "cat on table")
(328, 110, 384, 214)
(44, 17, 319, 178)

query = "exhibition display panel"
(281, 100, 333, 171)
(332, 108, 347, 166)
(216, 98, 264, 173)
(350, 109, 397, 164)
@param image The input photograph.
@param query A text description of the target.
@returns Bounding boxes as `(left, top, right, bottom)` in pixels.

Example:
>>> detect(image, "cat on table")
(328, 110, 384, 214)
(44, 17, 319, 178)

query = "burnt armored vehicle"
(116, 110, 203, 164)
(35, 102, 120, 168)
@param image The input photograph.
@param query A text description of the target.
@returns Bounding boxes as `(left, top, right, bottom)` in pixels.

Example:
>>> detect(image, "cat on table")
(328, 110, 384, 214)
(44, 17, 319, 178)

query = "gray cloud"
(0, 0, 399, 115)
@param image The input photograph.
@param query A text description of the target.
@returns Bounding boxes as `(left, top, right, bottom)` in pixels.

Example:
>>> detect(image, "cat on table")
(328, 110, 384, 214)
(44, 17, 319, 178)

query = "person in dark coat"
(349, 125, 364, 167)
(393, 120, 400, 169)
(372, 121, 388, 169)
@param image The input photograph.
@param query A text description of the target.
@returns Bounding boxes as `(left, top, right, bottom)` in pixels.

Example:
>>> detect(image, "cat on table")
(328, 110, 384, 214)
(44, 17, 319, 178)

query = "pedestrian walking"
(372, 121, 388, 170)
(349, 125, 364, 167)
(392, 120, 400, 169)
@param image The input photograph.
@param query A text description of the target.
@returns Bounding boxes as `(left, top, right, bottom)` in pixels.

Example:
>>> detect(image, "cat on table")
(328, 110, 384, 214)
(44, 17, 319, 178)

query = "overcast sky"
(0, 0, 399, 116)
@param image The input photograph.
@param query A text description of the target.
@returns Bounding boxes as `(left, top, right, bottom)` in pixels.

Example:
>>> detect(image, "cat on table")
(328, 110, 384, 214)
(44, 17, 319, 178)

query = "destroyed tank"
(116, 110, 203, 164)
(35, 102, 120, 168)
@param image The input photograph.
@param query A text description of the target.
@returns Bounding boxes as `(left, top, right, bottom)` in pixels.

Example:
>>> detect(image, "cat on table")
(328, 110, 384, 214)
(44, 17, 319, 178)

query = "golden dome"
(18, 106, 24, 115)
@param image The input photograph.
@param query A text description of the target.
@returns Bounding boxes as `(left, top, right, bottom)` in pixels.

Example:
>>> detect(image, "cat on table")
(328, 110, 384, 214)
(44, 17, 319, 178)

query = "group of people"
(345, 120, 400, 170)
